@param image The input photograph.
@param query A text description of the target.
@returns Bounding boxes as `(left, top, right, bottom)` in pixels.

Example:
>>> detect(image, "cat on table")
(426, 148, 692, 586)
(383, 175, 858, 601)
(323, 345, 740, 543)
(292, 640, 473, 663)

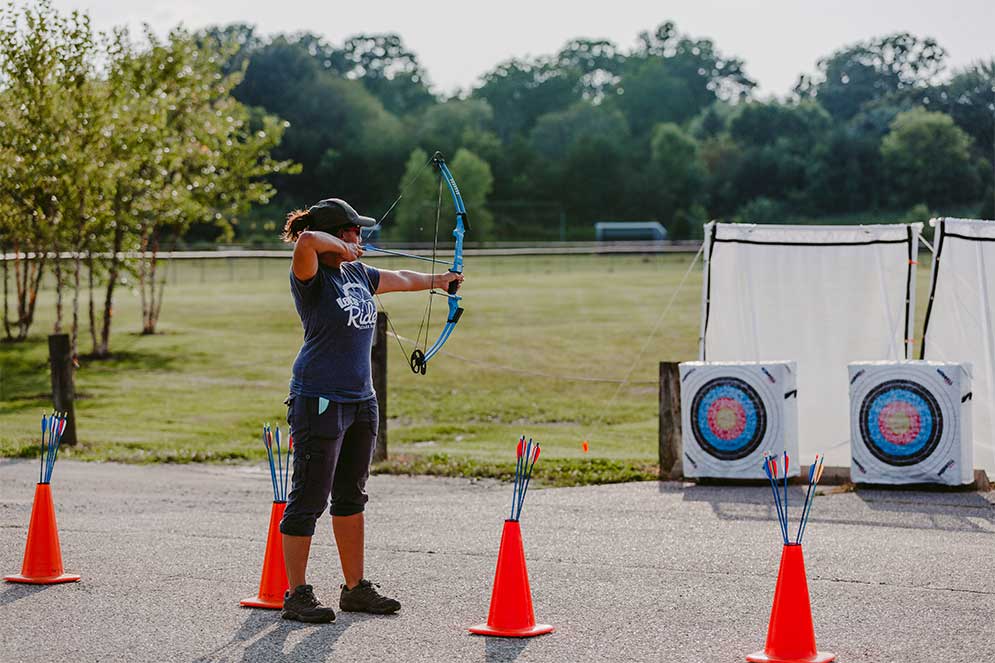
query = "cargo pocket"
(309, 398, 346, 440)
(284, 394, 295, 428)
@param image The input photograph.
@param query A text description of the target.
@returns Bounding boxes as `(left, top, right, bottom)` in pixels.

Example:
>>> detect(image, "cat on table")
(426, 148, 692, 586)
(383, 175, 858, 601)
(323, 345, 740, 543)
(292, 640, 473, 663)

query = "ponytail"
(281, 209, 311, 243)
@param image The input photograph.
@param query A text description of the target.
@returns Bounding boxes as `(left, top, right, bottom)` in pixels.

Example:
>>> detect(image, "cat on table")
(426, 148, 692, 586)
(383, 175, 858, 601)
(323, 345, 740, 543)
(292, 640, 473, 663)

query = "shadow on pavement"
(483, 636, 529, 662)
(193, 609, 394, 662)
(190, 610, 311, 663)
(680, 483, 995, 534)
(0, 582, 57, 608)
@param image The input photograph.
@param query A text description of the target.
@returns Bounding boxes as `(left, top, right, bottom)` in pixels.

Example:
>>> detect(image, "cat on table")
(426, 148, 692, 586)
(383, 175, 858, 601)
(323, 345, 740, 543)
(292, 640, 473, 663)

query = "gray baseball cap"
(307, 198, 377, 229)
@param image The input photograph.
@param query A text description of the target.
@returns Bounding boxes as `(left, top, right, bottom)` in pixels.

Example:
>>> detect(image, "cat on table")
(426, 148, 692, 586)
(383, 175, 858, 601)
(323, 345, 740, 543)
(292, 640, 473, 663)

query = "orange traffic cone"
(5, 483, 80, 584)
(747, 544, 835, 663)
(469, 519, 554, 637)
(240, 501, 289, 609)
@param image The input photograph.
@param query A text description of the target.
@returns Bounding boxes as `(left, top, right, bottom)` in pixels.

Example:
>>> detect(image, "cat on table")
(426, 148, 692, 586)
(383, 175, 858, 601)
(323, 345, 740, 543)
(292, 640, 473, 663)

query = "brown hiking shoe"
(339, 579, 401, 615)
(282, 584, 336, 623)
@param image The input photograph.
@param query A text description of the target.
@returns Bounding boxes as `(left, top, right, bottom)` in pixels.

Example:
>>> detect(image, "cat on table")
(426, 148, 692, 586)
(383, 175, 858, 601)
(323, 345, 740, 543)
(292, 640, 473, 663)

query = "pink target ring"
(707, 397, 747, 440)
(876, 400, 922, 446)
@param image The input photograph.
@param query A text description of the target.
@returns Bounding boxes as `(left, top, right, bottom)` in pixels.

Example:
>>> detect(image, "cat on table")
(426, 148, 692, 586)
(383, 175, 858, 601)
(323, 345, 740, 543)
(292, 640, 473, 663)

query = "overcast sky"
(50, 0, 994, 98)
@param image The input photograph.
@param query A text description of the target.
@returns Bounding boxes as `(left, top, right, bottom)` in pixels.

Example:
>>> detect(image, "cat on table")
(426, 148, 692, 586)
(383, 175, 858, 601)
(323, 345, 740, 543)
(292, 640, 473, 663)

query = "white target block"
(849, 361, 973, 485)
(679, 361, 799, 479)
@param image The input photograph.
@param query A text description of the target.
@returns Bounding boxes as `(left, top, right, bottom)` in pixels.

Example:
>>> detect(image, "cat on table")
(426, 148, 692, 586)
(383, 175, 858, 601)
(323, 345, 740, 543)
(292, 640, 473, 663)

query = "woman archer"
(278, 197, 463, 623)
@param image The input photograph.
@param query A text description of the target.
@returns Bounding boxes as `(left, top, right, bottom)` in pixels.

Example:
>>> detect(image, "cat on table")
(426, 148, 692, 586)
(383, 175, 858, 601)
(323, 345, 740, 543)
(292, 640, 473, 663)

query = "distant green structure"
(594, 222, 668, 241)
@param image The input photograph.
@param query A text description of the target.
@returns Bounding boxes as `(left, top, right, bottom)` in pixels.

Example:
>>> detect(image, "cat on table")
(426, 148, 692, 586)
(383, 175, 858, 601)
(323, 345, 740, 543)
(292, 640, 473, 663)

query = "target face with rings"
(690, 377, 767, 460)
(858, 379, 943, 466)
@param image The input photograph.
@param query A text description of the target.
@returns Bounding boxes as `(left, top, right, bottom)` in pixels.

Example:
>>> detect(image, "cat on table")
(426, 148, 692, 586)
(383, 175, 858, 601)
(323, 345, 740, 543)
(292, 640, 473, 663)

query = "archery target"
(849, 362, 973, 485)
(679, 362, 799, 479)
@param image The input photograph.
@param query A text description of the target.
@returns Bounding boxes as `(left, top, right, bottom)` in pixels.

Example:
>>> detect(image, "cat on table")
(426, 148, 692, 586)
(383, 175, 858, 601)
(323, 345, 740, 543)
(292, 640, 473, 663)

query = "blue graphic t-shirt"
(289, 261, 381, 402)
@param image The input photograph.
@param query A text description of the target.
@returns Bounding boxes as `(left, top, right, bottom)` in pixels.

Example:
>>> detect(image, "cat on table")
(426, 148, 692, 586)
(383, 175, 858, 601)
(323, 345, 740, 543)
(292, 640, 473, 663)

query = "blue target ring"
(858, 379, 942, 466)
(690, 377, 767, 460)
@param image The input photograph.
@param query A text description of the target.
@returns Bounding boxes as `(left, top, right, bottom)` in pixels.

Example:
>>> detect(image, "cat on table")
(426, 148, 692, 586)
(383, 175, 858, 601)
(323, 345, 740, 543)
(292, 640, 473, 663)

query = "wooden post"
(48, 333, 78, 446)
(658, 361, 681, 480)
(371, 311, 388, 462)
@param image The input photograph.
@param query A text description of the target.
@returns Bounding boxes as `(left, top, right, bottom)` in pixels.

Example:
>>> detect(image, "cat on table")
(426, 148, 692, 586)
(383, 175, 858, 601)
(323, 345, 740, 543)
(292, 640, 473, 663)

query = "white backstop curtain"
(700, 223, 920, 466)
(921, 218, 995, 474)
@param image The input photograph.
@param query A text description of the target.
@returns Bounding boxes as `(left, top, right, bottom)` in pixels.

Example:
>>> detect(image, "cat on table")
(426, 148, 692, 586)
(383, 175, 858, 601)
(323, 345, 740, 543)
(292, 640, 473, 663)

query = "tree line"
(1, 1, 994, 354)
(0, 2, 292, 354)
(218, 22, 994, 243)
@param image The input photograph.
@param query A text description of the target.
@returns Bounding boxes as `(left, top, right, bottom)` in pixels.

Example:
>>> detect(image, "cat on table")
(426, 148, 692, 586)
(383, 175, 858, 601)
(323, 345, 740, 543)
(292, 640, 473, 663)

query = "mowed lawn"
(0, 250, 935, 478)
(0, 253, 701, 465)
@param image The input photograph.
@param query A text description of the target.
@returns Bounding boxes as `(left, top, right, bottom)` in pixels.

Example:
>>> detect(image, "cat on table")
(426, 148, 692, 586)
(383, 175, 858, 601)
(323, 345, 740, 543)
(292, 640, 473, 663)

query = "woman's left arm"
(375, 269, 464, 294)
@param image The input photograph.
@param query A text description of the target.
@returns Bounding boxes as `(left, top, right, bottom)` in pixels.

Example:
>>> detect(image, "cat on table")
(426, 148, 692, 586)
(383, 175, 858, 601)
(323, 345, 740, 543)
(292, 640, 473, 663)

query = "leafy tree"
(0, 0, 95, 341)
(934, 60, 995, 213)
(329, 33, 436, 115)
(235, 36, 406, 210)
(804, 126, 884, 213)
(197, 23, 263, 77)
(697, 134, 743, 217)
(649, 123, 706, 236)
(559, 135, 628, 225)
(90, 27, 296, 347)
(530, 102, 629, 161)
(450, 149, 495, 241)
(612, 22, 755, 137)
(554, 38, 623, 101)
(390, 148, 435, 242)
(285, 31, 436, 115)
(612, 58, 700, 135)
(390, 148, 494, 242)
(689, 102, 734, 139)
(728, 101, 831, 151)
(54, 14, 109, 356)
(981, 181, 995, 219)
(415, 98, 494, 155)
(796, 33, 946, 121)
(473, 57, 579, 142)
(735, 196, 790, 224)
(881, 108, 979, 207)
(723, 101, 832, 214)
(633, 22, 754, 99)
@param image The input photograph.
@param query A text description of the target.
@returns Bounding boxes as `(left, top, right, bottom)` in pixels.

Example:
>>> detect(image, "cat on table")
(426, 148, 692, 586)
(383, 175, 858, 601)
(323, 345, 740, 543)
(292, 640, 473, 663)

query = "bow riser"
(409, 154, 467, 373)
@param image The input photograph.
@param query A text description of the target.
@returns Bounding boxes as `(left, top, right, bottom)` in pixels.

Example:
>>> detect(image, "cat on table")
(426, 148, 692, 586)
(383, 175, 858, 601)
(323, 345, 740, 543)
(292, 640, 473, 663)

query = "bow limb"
(408, 153, 467, 374)
(421, 294, 462, 364)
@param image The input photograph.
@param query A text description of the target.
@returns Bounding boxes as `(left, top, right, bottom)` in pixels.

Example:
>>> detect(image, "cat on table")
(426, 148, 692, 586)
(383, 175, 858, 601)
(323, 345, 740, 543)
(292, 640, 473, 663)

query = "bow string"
(363, 151, 467, 375)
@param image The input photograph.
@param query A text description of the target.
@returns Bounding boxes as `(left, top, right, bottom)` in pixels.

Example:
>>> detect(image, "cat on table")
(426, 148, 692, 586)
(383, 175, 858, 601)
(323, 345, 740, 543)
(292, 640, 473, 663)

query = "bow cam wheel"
(410, 349, 427, 375)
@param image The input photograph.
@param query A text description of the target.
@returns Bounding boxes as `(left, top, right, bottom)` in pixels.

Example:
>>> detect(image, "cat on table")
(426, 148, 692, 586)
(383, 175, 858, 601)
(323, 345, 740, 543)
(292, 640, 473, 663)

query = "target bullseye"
(680, 361, 797, 479)
(858, 379, 942, 466)
(691, 377, 767, 461)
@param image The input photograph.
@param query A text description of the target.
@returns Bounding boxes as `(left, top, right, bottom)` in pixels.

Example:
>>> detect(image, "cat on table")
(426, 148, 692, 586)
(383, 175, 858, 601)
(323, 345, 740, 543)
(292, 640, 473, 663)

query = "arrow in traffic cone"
(469, 519, 553, 638)
(240, 501, 289, 609)
(5, 483, 80, 584)
(747, 544, 835, 663)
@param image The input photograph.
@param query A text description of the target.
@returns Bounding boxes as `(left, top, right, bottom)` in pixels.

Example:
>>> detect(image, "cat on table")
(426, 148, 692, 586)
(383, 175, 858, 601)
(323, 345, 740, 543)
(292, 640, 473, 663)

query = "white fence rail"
(2, 241, 702, 262)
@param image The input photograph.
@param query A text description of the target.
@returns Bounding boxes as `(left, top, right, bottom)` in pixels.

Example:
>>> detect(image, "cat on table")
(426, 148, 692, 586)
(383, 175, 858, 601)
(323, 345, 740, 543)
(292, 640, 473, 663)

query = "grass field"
(0, 250, 935, 484)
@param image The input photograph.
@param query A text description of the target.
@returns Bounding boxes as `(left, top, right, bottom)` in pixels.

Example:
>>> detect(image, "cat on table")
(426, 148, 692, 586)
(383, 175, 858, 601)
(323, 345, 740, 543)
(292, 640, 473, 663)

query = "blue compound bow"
(364, 151, 467, 375)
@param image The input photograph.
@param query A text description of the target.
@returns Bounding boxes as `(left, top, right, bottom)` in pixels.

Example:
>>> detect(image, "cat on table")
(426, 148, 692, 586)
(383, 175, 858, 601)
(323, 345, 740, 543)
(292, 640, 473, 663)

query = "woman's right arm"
(292, 231, 360, 281)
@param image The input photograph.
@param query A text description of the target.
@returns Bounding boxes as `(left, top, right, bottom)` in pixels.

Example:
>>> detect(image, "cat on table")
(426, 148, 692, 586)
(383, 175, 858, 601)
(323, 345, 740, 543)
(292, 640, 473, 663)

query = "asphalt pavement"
(1, 460, 993, 663)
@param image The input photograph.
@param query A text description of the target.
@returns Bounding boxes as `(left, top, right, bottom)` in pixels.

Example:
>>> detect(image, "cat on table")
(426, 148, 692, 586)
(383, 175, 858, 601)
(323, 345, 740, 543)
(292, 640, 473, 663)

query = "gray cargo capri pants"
(279, 394, 379, 537)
